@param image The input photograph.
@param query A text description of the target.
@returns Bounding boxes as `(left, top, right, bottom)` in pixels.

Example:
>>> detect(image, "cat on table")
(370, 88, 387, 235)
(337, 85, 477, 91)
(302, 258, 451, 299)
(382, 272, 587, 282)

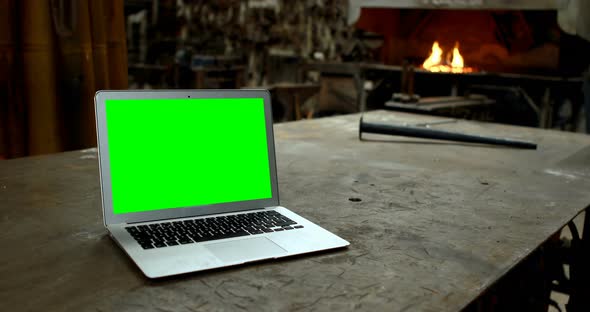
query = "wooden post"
(55, 0, 98, 149)
(89, 1, 110, 91)
(21, 0, 62, 155)
(105, 0, 128, 89)
(0, 1, 8, 156)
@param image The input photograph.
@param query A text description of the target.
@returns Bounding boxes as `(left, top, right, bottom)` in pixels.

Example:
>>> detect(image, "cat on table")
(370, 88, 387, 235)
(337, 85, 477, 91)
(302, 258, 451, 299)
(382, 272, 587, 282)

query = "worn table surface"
(1, 111, 590, 311)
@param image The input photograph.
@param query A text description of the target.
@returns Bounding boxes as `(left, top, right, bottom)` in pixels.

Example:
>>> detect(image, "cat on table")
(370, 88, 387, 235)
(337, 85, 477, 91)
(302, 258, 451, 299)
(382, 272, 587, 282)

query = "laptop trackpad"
(206, 237, 287, 263)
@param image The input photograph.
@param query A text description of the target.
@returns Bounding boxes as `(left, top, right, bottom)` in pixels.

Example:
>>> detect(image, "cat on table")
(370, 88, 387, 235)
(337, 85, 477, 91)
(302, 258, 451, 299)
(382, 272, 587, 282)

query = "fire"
(423, 41, 443, 69)
(422, 41, 474, 73)
(451, 43, 464, 68)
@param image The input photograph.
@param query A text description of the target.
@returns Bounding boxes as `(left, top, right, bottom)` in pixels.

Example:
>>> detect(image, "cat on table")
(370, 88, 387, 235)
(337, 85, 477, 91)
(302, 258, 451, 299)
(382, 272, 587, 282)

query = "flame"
(422, 41, 473, 73)
(451, 42, 463, 68)
(422, 41, 443, 69)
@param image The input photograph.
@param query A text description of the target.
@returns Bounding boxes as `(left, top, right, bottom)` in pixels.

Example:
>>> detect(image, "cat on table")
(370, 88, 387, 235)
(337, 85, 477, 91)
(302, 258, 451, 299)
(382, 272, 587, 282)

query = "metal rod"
(413, 119, 457, 127)
(359, 117, 537, 149)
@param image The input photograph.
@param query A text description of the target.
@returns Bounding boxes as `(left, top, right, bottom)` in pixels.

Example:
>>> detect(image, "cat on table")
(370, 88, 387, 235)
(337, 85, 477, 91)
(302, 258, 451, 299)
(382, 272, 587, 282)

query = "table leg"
(294, 93, 302, 120)
(539, 87, 552, 129)
(354, 72, 366, 113)
(584, 69, 590, 134)
(195, 71, 205, 89)
(566, 209, 590, 311)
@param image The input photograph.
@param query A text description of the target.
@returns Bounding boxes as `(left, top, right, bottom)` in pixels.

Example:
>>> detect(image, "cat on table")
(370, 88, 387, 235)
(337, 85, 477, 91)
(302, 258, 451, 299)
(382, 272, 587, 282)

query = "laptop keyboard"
(125, 210, 304, 250)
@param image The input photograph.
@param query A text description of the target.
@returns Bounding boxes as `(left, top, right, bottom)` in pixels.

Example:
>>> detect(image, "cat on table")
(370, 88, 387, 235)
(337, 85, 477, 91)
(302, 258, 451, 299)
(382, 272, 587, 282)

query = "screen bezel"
(95, 89, 279, 225)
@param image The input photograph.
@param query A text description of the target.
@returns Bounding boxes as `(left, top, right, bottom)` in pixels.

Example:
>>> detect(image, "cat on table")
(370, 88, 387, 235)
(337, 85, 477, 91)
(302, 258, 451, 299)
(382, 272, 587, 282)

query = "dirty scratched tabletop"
(1, 111, 590, 311)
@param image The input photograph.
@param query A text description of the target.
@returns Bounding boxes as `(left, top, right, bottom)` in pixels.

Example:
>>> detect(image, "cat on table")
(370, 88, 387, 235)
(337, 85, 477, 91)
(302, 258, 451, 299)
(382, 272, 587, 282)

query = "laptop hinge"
(126, 206, 274, 225)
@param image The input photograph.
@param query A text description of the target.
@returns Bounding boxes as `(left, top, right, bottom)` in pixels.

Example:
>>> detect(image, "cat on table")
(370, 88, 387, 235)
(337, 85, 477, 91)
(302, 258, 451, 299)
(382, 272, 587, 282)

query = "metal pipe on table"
(359, 117, 537, 149)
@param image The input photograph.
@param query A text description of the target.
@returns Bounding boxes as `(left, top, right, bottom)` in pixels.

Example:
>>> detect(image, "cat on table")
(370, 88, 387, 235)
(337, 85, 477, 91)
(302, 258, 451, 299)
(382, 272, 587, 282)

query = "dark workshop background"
(1, 0, 590, 159)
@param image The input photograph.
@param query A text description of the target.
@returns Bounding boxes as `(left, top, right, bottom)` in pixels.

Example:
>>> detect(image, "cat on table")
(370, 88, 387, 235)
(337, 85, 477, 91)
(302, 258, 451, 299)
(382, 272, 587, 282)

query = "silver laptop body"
(95, 89, 349, 278)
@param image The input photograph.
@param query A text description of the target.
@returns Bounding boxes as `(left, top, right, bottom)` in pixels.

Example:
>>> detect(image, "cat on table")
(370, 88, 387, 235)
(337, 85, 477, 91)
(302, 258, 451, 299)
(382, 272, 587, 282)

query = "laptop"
(94, 89, 349, 278)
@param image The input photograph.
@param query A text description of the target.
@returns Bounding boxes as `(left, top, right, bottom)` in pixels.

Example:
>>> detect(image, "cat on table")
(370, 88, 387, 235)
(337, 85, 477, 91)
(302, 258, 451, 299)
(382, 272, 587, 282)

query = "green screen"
(105, 97, 272, 214)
